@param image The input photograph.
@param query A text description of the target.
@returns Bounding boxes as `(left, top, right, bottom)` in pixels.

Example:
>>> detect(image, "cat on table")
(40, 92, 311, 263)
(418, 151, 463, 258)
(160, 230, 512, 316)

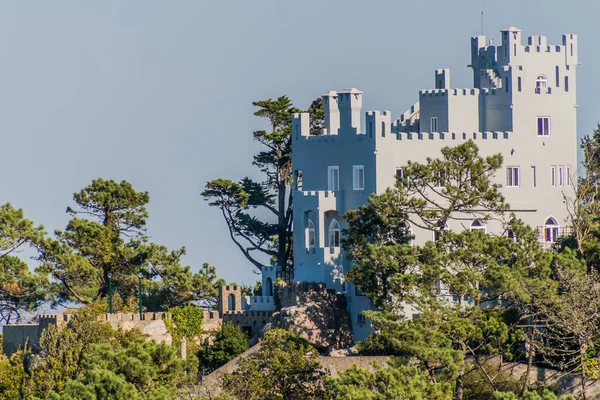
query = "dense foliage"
(197, 321, 249, 376)
(0, 307, 198, 400)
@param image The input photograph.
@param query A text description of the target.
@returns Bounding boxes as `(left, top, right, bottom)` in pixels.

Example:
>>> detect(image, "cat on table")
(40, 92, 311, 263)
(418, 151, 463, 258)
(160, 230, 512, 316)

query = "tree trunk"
(456, 369, 464, 400)
(522, 327, 535, 395)
(277, 180, 287, 272)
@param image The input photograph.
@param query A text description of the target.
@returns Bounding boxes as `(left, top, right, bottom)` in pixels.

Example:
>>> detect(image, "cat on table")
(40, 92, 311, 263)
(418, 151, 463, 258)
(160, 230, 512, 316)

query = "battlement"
(420, 88, 480, 97)
(300, 190, 337, 199)
(394, 131, 511, 141)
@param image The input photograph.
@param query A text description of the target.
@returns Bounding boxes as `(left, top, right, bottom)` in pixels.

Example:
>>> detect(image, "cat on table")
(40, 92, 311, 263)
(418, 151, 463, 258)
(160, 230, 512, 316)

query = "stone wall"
(272, 282, 352, 349)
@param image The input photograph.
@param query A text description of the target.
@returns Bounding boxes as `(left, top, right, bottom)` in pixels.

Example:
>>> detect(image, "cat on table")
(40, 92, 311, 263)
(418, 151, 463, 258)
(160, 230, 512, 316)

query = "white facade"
(291, 28, 579, 341)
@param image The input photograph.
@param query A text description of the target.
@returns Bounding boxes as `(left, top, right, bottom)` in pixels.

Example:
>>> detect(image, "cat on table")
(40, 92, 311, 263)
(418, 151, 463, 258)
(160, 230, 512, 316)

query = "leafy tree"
(165, 305, 204, 351)
(0, 203, 47, 324)
(218, 329, 325, 400)
(325, 361, 454, 400)
(202, 96, 323, 273)
(37, 179, 218, 309)
(343, 142, 545, 399)
(3, 305, 197, 399)
(197, 321, 249, 376)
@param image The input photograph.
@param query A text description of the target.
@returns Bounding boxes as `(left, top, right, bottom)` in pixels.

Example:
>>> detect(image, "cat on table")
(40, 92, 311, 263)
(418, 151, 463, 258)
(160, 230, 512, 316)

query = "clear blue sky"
(1, 1, 598, 286)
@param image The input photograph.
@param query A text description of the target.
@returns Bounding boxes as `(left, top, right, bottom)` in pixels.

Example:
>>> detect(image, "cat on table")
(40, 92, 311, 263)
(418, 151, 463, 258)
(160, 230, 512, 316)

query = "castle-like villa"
(291, 27, 579, 341)
(3, 28, 580, 353)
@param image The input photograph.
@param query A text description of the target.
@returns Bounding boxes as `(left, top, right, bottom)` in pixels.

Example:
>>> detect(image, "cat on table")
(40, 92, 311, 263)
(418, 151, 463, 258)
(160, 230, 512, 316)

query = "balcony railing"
(536, 226, 571, 248)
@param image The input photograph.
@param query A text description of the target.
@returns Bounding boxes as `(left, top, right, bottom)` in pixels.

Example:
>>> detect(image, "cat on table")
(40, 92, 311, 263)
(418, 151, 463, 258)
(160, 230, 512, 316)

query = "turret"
(499, 27, 522, 65)
(322, 91, 340, 135)
(292, 113, 309, 139)
(338, 88, 363, 134)
(435, 69, 450, 89)
(563, 34, 578, 66)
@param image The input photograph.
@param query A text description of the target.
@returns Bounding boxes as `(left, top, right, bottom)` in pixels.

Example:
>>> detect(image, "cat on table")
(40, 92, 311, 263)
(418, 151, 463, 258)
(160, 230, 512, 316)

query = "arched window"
(265, 277, 273, 296)
(543, 217, 559, 243)
(306, 219, 315, 249)
(227, 293, 236, 311)
(470, 220, 486, 233)
(329, 219, 341, 247)
(536, 75, 547, 93)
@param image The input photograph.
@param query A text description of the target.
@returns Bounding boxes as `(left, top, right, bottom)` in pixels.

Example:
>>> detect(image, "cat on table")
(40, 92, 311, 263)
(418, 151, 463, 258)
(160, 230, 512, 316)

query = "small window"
(329, 219, 341, 248)
(395, 168, 403, 179)
(470, 220, 486, 232)
(505, 77, 509, 92)
(518, 76, 522, 92)
(536, 75, 547, 93)
(353, 165, 365, 190)
(435, 170, 447, 187)
(430, 117, 438, 133)
(551, 166, 556, 187)
(306, 219, 315, 249)
(295, 170, 303, 191)
(381, 121, 386, 137)
(506, 167, 520, 187)
(328, 166, 339, 191)
(357, 314, 366, 324)
(537, 117, 550, 136)
(565, 76, 569, 92)
(566, 166, 572, 186)
(556, 66, 560, 87)
(532, 166, 537, 187)
(559, 166, 564, 186)
(507, 229, 516, 241)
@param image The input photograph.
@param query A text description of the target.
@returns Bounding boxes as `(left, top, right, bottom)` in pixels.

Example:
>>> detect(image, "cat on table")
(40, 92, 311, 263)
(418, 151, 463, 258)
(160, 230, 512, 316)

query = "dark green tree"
(0, 203, 47, 324)
(218, 329, 325, 400)
(37, 179, 218, 309)
(197, 321, 249, 376)
(202, 96, 323, 273)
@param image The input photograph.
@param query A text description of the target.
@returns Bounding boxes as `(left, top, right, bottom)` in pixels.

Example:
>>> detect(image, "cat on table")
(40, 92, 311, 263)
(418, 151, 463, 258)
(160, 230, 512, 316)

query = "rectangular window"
(327, 166, 339, 191)
(537, 117, 551, 136)
(566, 166, 572, 186)
(518, 76, 522, 92)
(395, 168, 403, 179)
(506, 167, 520, 187)
(295, 170, 303, 191)
(565, 76, 569, 92)
(353, 165, 364, 190)
(435, 170, 446, 187)
(556, 66, 560, 87)
(551, 166, 556, 187)
(505, 77, 509, 92)
(532, 166, 537, 187)
(357, 314, 366, 324)
(559, 166, 564, 186)
(430, 117, 438, 133)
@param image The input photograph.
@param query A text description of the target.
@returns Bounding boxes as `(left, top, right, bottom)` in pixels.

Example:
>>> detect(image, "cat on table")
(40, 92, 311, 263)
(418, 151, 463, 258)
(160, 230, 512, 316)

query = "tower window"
(535, 75, 547, 93)
(566, 166, 572, 186)
(518, 76, 522, 92)
(328, 219, 341, 248)
(559, 166, 564, 186)
(531, 166, 537, 187)
(565, 76, 569, 92)
(353, 165, 365, 190)
(306, 219, 315, 249)
(327, 166, 339, 191)
(506, 167, 520, 187)
(430, 117, 438, 133)
(537, 117, 550, 136)
(551, 166, 556, 187)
